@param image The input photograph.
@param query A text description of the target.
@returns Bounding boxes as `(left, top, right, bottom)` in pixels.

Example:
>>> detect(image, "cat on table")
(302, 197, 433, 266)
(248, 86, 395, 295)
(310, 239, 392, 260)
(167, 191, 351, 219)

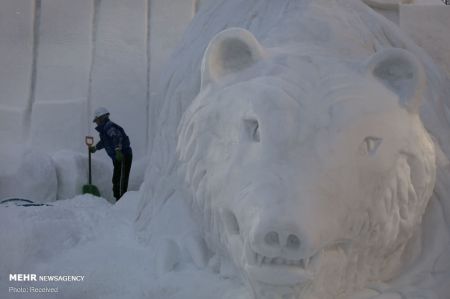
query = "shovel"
(82, 136, 101, 197)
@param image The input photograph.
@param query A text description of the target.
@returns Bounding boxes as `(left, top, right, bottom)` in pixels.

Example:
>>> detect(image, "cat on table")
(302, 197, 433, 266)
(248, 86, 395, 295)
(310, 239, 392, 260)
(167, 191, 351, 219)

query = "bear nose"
(251, 225, 309, 259)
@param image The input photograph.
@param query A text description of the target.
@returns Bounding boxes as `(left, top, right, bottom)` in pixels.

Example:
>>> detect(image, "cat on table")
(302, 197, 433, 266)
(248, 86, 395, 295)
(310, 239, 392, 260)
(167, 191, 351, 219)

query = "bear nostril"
(287, 234, 300, 249)
(260, 231, 302, 251)
(264, 231, 280, 246)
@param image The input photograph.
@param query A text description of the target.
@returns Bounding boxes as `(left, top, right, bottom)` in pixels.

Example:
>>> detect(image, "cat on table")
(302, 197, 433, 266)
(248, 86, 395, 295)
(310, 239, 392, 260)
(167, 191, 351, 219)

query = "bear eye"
(361, 136, 383, 156)
(243, 119, 260, 142)
(221, 209, 240, 235)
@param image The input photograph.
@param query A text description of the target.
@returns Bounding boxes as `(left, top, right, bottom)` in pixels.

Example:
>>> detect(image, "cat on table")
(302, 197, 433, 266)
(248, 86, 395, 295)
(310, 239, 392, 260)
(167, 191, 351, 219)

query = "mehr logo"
(9, 274, 37, 282)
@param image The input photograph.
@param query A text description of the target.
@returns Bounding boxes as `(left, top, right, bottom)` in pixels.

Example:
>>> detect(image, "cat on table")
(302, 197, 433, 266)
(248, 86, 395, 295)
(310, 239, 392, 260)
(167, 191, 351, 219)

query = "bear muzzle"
(225, 195, 352, 287)
(242, 214, 317, 286)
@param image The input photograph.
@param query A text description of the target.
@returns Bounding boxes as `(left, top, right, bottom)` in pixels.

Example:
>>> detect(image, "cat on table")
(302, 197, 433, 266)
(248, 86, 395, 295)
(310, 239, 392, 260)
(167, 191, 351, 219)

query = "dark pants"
(112, 153, 132, 201)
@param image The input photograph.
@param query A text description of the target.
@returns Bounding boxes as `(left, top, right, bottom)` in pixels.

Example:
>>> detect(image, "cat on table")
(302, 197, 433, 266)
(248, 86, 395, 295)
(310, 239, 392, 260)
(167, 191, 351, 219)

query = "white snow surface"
(0, 0, 197, 159)
(1, 0, 450, 299)
(0, 193, 248, 299)
(0, 145, 57, 203)
(0, 146, 144, 203)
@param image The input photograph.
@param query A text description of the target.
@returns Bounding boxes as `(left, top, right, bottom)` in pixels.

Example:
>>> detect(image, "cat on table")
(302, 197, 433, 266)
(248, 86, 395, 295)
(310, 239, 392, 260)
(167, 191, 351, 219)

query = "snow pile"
(0, 192, 249, 299)
(0, 195, 110, 280)
(0, 145, 146, 203)
(0, 145, 57, 203)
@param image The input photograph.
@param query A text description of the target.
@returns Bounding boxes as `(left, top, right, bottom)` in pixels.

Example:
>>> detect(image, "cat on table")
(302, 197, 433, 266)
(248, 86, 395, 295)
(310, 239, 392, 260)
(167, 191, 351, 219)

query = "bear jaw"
(223, 228, 357, 299)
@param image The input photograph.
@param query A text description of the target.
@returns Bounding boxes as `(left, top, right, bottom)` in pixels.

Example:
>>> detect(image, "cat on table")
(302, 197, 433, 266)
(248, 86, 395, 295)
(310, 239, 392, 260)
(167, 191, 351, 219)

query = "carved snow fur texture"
(176, 28, 436, 298)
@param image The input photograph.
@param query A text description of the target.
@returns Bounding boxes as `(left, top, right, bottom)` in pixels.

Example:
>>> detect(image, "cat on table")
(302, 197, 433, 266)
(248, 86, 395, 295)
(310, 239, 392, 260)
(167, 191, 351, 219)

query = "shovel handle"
(88, 148, 92, 185)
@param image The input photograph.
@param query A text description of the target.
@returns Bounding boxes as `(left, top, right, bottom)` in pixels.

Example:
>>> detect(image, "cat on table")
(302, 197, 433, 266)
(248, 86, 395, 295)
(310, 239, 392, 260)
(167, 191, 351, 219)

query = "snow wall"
(400, 4, 450, 78)
(0, 0, 208, 161)
(365, 2, 450, 77)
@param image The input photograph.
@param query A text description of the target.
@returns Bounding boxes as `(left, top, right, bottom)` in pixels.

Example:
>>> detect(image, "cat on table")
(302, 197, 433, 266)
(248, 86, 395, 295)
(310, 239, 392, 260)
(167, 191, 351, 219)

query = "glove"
(115, 149, 124, 162)
(89, 146, 97, 153)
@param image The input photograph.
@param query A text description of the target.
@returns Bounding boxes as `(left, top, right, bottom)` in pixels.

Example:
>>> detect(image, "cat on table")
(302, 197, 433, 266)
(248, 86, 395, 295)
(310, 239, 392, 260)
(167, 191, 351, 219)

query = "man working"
(90, 107, 133, 201)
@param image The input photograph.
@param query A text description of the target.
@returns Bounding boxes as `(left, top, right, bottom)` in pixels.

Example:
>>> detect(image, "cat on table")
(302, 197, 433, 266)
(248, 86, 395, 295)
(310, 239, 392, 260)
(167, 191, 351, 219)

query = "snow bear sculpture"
(138, 0, 450, 298)
(178, 29, 436, 299)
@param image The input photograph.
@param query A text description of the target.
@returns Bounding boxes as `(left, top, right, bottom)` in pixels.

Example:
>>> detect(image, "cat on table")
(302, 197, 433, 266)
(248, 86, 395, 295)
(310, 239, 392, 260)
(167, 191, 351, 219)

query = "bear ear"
(201, 28, 266, 89)
(366, 48, 426, 113)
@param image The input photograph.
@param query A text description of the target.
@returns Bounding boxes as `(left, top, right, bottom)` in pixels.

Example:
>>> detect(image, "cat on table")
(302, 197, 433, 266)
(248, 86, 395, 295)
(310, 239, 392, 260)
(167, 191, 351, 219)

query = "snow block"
(90, 0, 147, 158)
(30, 99, 87, 153)
(52, 150, 113, 202)
(400, 4, 450, 76)
(0, 107, 28, 144)
(0, 0, 34, 108)
(34, 0, 93, 103)
(147, 0, 196, 151)
(0, 147, 57, 203)
(149, 0, 195, 89)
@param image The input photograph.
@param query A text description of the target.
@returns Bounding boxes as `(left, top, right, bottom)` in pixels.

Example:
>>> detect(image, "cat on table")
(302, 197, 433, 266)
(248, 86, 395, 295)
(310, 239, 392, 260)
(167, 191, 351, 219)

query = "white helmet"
(93, 107, 110, 122)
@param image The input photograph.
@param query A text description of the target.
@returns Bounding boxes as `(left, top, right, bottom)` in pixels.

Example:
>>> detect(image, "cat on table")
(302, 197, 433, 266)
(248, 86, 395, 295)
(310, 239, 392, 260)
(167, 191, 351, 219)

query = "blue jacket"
(95, 119, 132, 161)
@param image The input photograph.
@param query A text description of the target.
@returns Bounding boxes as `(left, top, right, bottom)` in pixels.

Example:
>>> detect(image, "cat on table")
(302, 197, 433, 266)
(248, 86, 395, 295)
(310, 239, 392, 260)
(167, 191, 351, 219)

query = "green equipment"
(82, 136, 101, 196)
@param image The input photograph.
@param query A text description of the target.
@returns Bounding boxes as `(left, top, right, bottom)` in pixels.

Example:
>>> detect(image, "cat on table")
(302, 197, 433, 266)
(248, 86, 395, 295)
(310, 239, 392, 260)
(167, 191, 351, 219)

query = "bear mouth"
(243, 246, 314, 286)
(243, 240, 350, 286)
(245, 258, 313, 286)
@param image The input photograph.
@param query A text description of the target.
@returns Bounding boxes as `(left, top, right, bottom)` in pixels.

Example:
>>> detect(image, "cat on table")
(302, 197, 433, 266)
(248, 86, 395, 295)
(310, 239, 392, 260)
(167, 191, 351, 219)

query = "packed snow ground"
(1, 192, 448, 298)
(0, 192, 249, 299)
